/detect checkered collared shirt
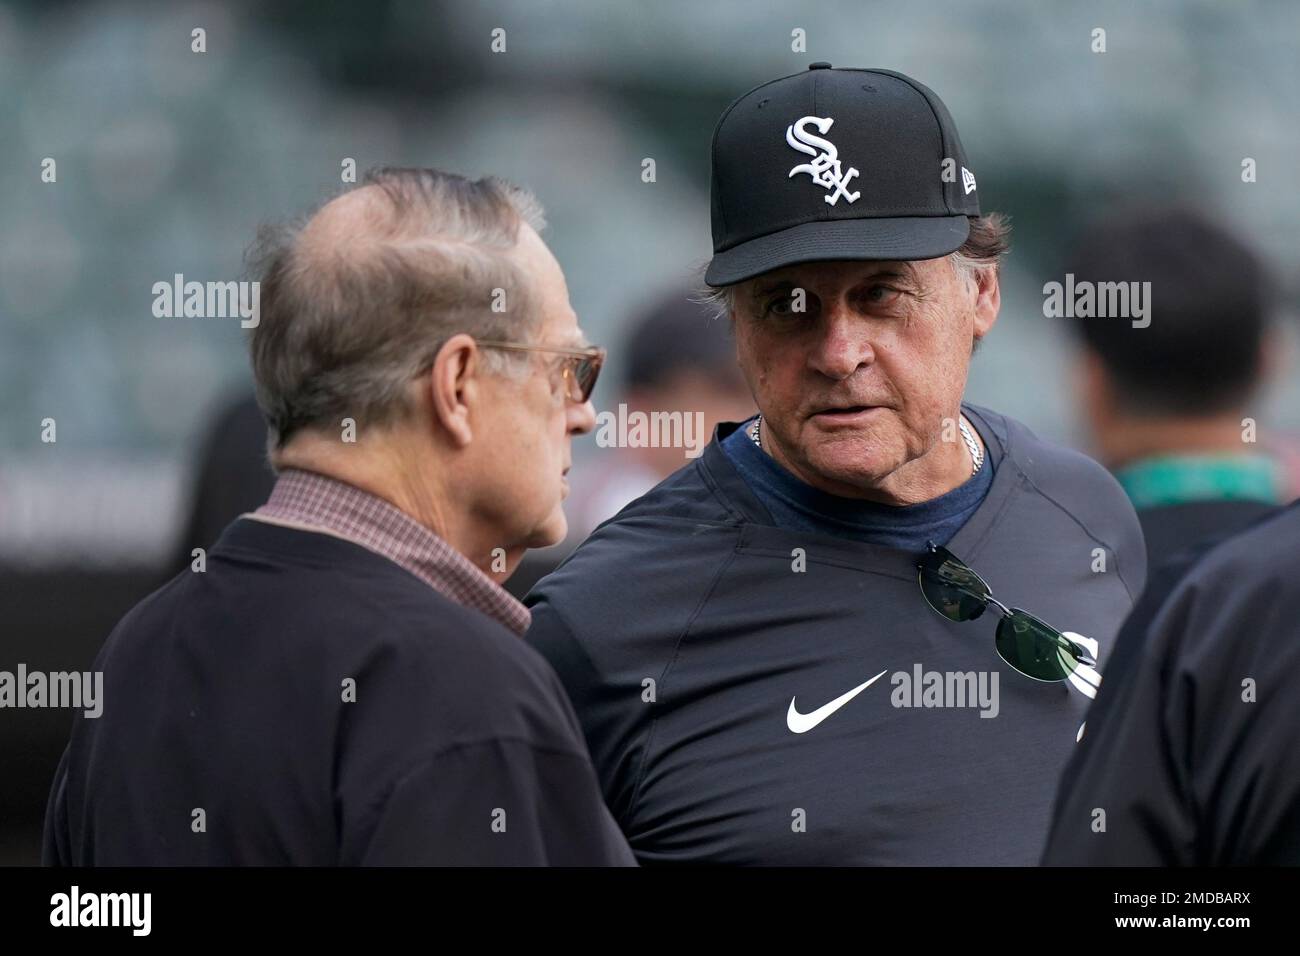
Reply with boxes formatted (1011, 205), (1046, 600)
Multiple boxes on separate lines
(249, 468), (531, 636)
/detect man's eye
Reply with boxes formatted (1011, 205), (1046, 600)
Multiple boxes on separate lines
(865, 285), (901, 304)
(764, 296), (803, 317)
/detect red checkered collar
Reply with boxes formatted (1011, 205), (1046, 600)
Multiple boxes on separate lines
(249, 468), (530, 636)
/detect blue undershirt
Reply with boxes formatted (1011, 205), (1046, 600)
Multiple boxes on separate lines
(721, 416), (994, 551)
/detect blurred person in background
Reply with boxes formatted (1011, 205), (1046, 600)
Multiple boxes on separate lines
(566, 288), (755, 540)
(44, 167), (633, 866)
(1067, 207), (1290, 571)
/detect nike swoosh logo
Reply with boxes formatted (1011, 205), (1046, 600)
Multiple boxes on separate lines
(787, 670), (888, 734)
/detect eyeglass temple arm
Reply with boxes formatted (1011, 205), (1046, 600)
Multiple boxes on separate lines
(968, 591), (1096, 666)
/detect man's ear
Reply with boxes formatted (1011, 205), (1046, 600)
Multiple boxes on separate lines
(427, 333), (479, 448)
(971, 267), (1000, 341)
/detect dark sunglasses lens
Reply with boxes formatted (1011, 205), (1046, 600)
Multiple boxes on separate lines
(995, 612), (1080, 682)
(918, 558), (990, 622)
(572, 355), (601, 402)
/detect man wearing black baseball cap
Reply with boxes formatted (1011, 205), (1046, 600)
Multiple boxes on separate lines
(705, 63), (978, 285)
(527, 66), (1146, 865)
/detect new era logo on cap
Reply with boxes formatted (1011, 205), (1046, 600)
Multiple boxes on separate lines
(706, 64), (981, 287)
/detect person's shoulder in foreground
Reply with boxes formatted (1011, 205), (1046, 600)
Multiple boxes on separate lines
(1042, 500), (1300, 865)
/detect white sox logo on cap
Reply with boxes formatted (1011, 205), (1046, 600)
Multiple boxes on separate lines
(785, 115), (860, 205)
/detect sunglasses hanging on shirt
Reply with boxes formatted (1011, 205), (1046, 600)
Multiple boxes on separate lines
(917, 541), (1094, 682)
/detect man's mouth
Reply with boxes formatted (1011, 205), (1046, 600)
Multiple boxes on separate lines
(809, 404), (883, 424)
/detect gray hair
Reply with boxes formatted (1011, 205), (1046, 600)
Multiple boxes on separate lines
(248, 166), (546, 449)
(698, 212), (1011, 321)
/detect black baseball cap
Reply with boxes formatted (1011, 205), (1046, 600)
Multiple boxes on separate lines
(705, 64), (981, 287)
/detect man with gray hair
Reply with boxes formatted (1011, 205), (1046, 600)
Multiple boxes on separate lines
(44, 167), (634, 866)
(526, 66), (1146, 865)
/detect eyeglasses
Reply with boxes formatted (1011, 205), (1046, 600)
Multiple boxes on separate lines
(917, 541), (1095, 682)
(475, 340), (606, 403)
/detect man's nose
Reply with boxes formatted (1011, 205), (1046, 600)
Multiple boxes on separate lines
(568, 397), (597, 435)
(808, 303), (874, 380)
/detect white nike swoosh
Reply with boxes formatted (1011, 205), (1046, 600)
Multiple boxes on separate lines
(787, 670), (889, 734)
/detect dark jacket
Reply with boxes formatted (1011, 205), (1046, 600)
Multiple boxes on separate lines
(1043, 501), (1300, 865)
(44, 518), (635, 866)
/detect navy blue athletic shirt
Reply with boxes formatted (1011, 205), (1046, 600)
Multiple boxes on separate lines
(722, 415), (993, 550)
(527, 405), (1147, 865)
